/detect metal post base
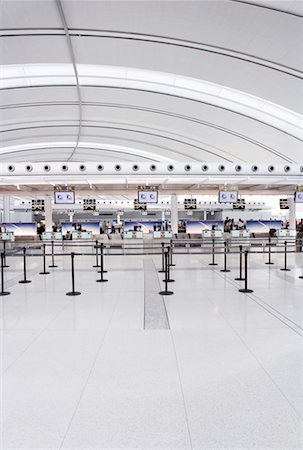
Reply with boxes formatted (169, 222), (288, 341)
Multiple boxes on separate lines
(19, 280), (31, 284)
(280, 268), (291, 271)
(39, 271), (50, 275)
(235, 277), (245, 281)
(239, 288), (254, 293)
(159, 290), (174, 295)
(0, 291), (10, 296)
(299, 276), (303, 279)
(96, 279), (108, 283)
(220, 269), (230, 273)
(49, 265), (58, 268)
(66, 291), (81, 296)
(158, 269), (166, 273)
(209, 263), (218, 266)
(265, 262), (274, 265)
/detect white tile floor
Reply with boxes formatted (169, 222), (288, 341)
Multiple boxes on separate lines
(1, 246), (303, 449)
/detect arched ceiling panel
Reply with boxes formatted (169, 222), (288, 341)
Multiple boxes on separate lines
(0, 0), (302, 171)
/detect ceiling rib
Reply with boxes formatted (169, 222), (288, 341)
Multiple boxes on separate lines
(55, 0), (82, 162)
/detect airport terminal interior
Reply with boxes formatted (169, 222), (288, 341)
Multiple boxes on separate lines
(0, 1), (303, 449)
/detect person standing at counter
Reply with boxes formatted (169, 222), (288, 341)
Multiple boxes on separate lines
(1, 223), (8, 233)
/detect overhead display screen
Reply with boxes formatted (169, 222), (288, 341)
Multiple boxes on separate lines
(295, 191), (303, 203)
(54, 191), (75, 204)
(218, 191), (238, 203)
(138, 190), (158, 204)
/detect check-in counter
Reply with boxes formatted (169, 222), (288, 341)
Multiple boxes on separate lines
(123, 230), (144, 239)
(203, 230), (223, 238)
(230, 230), (250, 238)
(42, 232), (63, 241)
(277, 229), (296, 238)
(153, 230), (173, 239)
(72, 231), (92, 240)
(153, 231), (161, 238)
(0, 231), (14, 241)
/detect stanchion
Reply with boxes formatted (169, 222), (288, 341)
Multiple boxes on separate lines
(169, 239), (176, 266)
(0, 252), (10, 296)
(19, 247), (31, 284)
(220, 241), (230, 273)
(158, 242), (166, 273)
(235, 245), (245, 281)
(280, 240), (291, 271)
(2, 241), (9, 268)
(159, 251), (173, 295)
(39, 244), (50, 275)
(265, 237), (274, 265)
(97, 243), (108, 282)
(209, 238), (218, 266)
(49, 240), (58, 268)
(163, 246), (175, 283)
(66, 252), (81, 296)
(93, 239), (101, 268)
(239, 251), (254, 293)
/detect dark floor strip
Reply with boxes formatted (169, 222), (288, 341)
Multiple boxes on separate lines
(143, 258), (170, 330)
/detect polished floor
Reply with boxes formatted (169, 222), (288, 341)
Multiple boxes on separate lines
(1, 245), (303, 449)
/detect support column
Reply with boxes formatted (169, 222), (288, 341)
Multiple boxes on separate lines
(2, 196), (10, 223)
(171, 194), (178, 235)
(288, 195), (296, 230)
(117, 212), (122, 225)
(44, 196), (53, 231)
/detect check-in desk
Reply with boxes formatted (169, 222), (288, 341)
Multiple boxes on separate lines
(230, 230), (250, 238)
(202, 230), (223, 239)
(277, 229), (296, 238)
(153, 230), (173, 239)
(124, 230), (144, 239)
(0, 231), (14, 242)
(42, 232), (63, 241)
(72, 231), (92, 240)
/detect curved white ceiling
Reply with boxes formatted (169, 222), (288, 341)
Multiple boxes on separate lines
(0, 0), (302, 168)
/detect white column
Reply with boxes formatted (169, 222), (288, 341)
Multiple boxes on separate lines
(117, 213), (122, 225)
(171, 194), (178, 234)
(288, 195), (296, 230)
(44, 196), (53, 231)
(2, 196), (10, 223)
(68, 212), (74, 223)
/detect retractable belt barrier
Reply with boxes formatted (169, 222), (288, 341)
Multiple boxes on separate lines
(1, 238), (303, 297)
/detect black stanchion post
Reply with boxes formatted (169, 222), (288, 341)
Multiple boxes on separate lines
(49, 240), (58, 268)
(265, 236), (274, 265)
(169, 238), (176, 266)
(97, 243), (108, 282)
(220, 241), (230, 273)
(39, 243), (50, 275)
(93, 239), (100, 268)
(159, 251), (173, 296)
(280, 240), (291, 271)
(235, 245), (245, 281)
(158, 242), (165, 273)
(3, 240), (9, 268)
(239, 251), (254, 293)
(209, 238), (218, 266)
(19, 247), (31, 284)
(66, 252), (81, 296)
(0, 252), (10, 296)
(163, 246), (175, 283)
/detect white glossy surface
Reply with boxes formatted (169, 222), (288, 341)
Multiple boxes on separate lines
(1, 248), (302, 449)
